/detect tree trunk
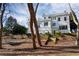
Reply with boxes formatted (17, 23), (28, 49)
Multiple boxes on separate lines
(30, 18), (37, 49)
(34, 3), (42, 46)
(33, 18), (42, 46)
(0, 18), (2, 48)
(0, 3), (6, 49)
(1, 4), (5, 33)
(77, 23), (79, 46)
(0, 3), (2, 49)
(27, 3), (37, 49)
(27, 3), (42, 48)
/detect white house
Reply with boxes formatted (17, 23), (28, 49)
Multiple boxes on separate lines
(28, 11), (78, 34)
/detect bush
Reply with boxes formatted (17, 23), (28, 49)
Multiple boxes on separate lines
(3, 27), (8, 32)
(41, 32), (53, 39)
(12, 24), (28, 35)
(54, 31), (61, 38)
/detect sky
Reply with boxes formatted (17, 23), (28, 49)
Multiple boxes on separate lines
(4, 3), (79, 27)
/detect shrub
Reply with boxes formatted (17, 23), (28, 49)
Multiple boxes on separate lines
(54, 31), (61, 38)
(3, 27), (8, 32)
(12, 24), (28, 35)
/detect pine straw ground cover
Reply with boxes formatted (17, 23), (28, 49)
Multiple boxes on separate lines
(0, 34), (79, 56)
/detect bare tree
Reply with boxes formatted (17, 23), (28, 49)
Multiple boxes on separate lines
(34, 3), (42, 46)
(0, 3), (6, 48)
(27, 3), (42, 49)
(0, 3), (3, 48)
(69, 3), (79, 45)
(27, 3), (37, 49)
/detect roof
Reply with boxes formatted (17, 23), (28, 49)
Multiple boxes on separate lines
(45, 12), (70, 17)
(38, 12), (70, 22)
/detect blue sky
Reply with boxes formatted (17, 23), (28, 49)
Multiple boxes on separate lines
(4, 3), (79, 27)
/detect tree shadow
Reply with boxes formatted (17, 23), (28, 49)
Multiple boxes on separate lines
(13, 45), (79, 53)
(13, 48), (37, 52)
(40, 46), (79, 53)
(1, 46), (79, 56)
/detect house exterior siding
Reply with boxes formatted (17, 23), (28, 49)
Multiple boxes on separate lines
(27, 12), (71, 34)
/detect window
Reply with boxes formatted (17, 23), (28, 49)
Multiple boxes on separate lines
(64, 17), (67, 21)
(53, 17), (56, 20)
(59, 25), (67, 30)
(44, 17), (46, 19)
(52, 23), (56, 26)
(48, 16), (51, 19)
(44, 22), (48, 26)
(58, 17), (60, 21)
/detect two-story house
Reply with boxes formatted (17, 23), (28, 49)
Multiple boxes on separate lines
(28, 11), (78, 34)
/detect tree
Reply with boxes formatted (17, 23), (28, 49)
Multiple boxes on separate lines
(27, 3), (42, 49)
(0, 3), (6, 48)
(12, 24), (27, 35)
(5, 16), (17, 34)
(0, 3), (2, 49)
(69, 3), (79, 46)
(34, 3), (42, 46)
(4, 16), (27, 35)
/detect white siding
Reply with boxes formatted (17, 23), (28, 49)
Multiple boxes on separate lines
(54, 15), (70, 33)
(39, 20), (52, 33)
(27, 12), (71, 34)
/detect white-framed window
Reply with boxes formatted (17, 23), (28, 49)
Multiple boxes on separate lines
(44, 17), (46, 19)
(52, 23), (56, 26)
(58, 17), (60, 21)
(48, 16), (51, 19)
(53, 17), (56, 20)
(59, 25), (67, 30)
(44, 22), (48, 26)
(64, 17), (67, 21)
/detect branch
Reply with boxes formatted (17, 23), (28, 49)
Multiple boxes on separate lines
(0, 3), (2, 10)
(35, 3), (39, 14)
(2, 10), (10, 23)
